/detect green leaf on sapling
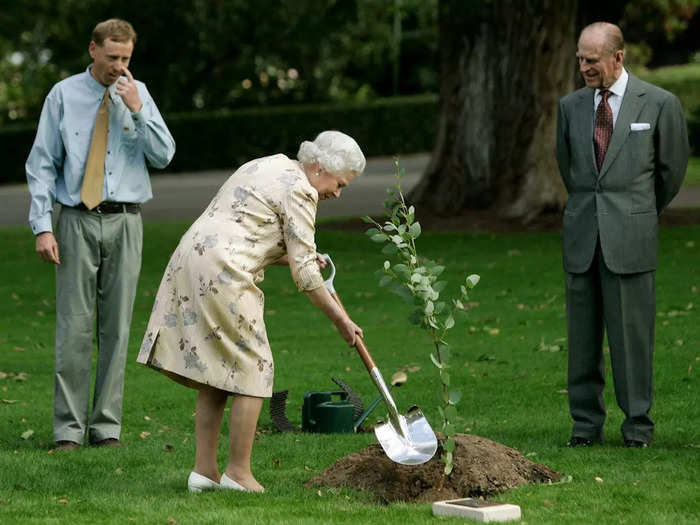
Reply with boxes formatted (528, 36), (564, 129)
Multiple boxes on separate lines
(441, 371), (451, 386)
(409, 222), (422, 239)
(466, 274), (481, 289)
(448, 390), (462, 405)
(433, 281), (448, 293)
(430, 353), (443, 369)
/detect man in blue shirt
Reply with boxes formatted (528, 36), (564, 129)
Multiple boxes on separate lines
(26, 18), (175, 451)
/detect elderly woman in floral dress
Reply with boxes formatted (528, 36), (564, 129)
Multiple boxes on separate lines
(137, 131), (365, 493)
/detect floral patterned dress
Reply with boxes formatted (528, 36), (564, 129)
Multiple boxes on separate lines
(137, 154), (324, 397)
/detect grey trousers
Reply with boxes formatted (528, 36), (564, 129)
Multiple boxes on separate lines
(565, 243), (656, 443)
(53, 206), (142, 444)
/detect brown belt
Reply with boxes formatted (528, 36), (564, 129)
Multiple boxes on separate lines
(70, 202), (141, 214)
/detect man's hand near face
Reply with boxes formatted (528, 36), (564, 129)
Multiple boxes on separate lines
(36, 232), (60, 264)
(116, 67), (142, 113)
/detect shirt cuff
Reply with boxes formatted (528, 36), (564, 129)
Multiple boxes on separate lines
(293, 260), (324, 292)
(30, 216), (53, 235)
(130, 108), (146, 130)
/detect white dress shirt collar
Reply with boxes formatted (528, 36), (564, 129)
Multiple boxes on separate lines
(596, 67), (628, 100)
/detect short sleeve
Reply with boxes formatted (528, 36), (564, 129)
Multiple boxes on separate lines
(281, 179), (323, 292)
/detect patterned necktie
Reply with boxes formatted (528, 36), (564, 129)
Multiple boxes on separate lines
(81, 89), (109, 209)
(593, 89), (613, 172)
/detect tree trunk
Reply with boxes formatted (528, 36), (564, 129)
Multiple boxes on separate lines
(410, 0), (577, 223)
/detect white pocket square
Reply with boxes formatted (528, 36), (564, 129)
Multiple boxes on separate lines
(630, 122), (651, 131)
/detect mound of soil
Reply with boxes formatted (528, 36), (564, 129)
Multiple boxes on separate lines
(306, 433), (561, 503)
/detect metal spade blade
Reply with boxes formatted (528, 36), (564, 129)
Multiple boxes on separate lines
(321, 254), (438, 465)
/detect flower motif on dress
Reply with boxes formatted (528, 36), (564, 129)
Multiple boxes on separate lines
(164, 313), (178, 327)
(242, 161), (259, 175)
(177, 338), (208, 373)
(206, 195), (220, 217)
(220, 357), (240, 383)
(199, 276), (219, 297)
(183, 348), (207, 373)
(263, 360), (274, 389)
(177, 294), (190, 307)
(165, 263), (182, 282)
(277, 171), (299, 188)
(140, 330), (155, 354)
(283, 214), (303, 243)
(204, 326), (222, 341)
(217, 269), (233, 285)
(228, 301), (238, 316)
(194, 234), (218, 256)
(183, 308), (197, 326)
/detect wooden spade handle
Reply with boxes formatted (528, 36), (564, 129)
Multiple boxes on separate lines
(330, 291), (376, 371)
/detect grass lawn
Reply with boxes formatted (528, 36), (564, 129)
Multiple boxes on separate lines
(0, 221), (698, 524)
(685, 157), (700, 186)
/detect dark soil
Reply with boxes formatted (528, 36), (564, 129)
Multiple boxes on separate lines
(320, 208), (700, 234)
(306, 433), (562, 504)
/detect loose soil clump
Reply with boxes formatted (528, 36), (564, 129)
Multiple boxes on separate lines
(306, 433), (561, 503)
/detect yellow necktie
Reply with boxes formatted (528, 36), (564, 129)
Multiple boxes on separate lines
(81, 90), (109, 209)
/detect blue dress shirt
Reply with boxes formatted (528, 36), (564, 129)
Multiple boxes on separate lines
(26, 67), (176, 234)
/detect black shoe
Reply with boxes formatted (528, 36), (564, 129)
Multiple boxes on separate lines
(54, 440), (80, 452)
(92, 438), (122, 448)
(623, 439), (649, 448)
(566, 435), (601, 447)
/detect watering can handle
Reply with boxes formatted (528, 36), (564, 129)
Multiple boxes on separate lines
(320, 253), (377, 371)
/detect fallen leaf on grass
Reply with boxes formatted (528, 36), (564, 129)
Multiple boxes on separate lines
(2, 399), (18, 404)
(0, 372), (8, 379)
(556, 389), (569, 394)
(163, 444), (174, 452)
(57, 499), (68, 504)
(114, 468), (123, 475)
(21, 429), (34, 440)
(594, 477), (603, 483)
(273, 459), (280, 467)
(543, 499), (553, 506)
(317, 490), (322, 497)
(139, 431), (151, 439)
(144, 416), (151, 421)
(488, 328), (500, 335)
(167, 518), (178, 525)
(406, 365), (421, 373)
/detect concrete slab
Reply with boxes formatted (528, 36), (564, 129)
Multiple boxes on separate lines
(432, 498), (522, 522)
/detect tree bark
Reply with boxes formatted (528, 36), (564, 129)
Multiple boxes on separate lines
(410, 0), (577, 223)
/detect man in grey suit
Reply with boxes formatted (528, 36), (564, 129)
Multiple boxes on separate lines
(556, 22), (688, 448)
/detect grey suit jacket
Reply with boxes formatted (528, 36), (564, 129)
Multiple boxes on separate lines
(556, 73), (689, 274)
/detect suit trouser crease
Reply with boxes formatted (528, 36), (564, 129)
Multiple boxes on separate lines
(565, 244), (655, 442)
(54, 208), (142, 443)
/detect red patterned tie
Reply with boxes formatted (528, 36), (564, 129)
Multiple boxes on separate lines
(594, 90), (613, 172)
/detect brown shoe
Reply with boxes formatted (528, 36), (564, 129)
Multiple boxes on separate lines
(54, 440), (80, 451)
(92, 438), (122, 448)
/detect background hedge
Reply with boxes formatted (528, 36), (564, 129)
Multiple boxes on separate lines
(1, 67), (699, 185)
(0, 95), (438, 184)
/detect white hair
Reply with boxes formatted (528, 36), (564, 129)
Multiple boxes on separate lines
(297, 130), (366, 176)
